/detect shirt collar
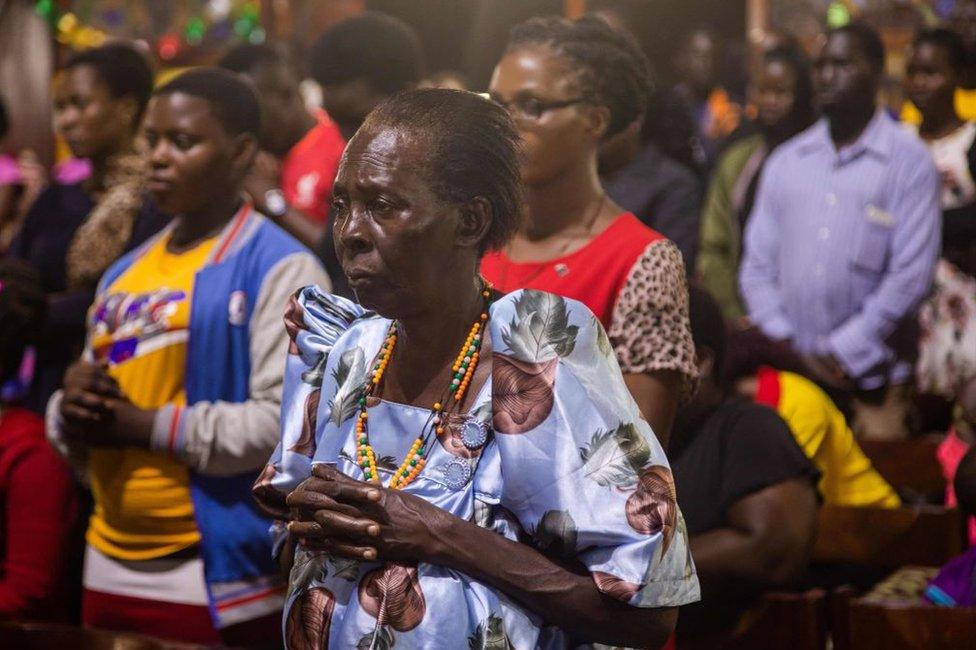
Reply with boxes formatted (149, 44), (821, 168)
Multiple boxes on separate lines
(796, 109), (893, 162)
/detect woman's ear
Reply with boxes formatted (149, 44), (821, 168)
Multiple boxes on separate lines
(118, 95), (141, 131)
(586, 103), (612, 141)
(456, 196), (492, 251)
(231, 132), (259, 178)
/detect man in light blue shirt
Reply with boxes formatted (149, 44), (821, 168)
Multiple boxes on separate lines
(740, 23), (941, 439)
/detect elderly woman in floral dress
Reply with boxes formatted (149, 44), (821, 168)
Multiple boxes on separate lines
(253, 88), (698, 649)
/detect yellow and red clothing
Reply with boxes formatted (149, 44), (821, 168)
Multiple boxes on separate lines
(901, 87), (976, 125)
(755, 367), (901, 509)
(86, 233), (218, 560)
(281, 109), (346, 224)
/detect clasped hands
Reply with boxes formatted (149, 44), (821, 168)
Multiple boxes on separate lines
(286, 464), (450, 565)
(59, 360), (155, 448)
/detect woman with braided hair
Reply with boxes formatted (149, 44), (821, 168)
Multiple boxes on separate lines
(482, 15), (697, 448)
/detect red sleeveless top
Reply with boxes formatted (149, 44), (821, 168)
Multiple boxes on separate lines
(481, 213), (664, 329)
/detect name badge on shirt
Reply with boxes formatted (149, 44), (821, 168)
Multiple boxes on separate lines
(865, 204), (894, 227)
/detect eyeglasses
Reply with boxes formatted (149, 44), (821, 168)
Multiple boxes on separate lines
(491, 95), (588, 121)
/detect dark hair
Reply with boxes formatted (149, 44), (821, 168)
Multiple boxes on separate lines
(359, 88), (523, 253)
(688, 284), (727, 380)
(764, 44), (817, 134)
(830, 22), (886, 75)
(913, 28), (968, 76)
(956, 446), (976, 518)
(218, 42), (285, 75)
(154, 68), (261, 138)
(506, 14), (652, 139)
(309, 12), (424, 94)
(0, 261), (46, 384)
(64, 43), (154, 125)
(0, 96), (7, 141)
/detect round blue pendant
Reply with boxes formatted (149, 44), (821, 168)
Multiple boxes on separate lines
(460, 419), (488, 450)
(443, 457), (472, 490)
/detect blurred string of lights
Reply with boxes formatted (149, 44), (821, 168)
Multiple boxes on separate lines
(34, 0), (266, 58)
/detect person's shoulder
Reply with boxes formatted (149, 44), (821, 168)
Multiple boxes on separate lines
(0, 407), (49, 454)
(883, 114), (936, 164)
(0, 407), (44, 438)
(606, 212), (668, 250)
(719, 398), (794, 441)
(244, 213), (319, 269)
(722, 133), (765, 164)
(489, 289), (602, 350)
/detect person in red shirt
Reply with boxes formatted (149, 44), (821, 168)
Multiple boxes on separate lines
(219, 44), (346, 248)
(0, 261), (78, 620)
(482, 15), (697, 446)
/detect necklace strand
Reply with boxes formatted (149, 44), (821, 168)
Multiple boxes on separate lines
(355, 281), (493, 489)
(498, 193), (606, 290)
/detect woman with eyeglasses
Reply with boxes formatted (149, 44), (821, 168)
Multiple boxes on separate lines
(482, 15), (697, 447)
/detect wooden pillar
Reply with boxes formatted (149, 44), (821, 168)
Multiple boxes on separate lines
(746, 0), (769, 75)
(564, 0), (586, 20)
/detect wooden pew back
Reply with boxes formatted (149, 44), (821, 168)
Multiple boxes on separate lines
(814, 505), (965, 569)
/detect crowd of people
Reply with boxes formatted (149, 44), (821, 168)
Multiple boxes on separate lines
(0, 3), (975, 649)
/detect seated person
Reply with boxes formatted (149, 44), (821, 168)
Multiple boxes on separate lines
(671, 286), (819, 643)
(925, 445), (976, 607)
(725, 329), (901, 509)
(918, 262), (976, 540)
(0, 261), (78, 619)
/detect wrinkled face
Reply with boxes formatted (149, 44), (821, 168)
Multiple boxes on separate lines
(906, 42), (959, 116)
(489, 46), (598, 187)
(331, 126), (464, 318)
(143, 92), (250, 216)
(951, 0), (976, 54)
(756, 59), (797, 131)
(815, 32), (878, 116)
(54, 65), (134, 160)
(247, 61), (310, 157)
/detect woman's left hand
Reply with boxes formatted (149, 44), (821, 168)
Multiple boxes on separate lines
(286, 464), (453, 564)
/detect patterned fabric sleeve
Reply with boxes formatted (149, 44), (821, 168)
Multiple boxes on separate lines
(251, 286), (365, 520)
(491, 290), (700, 609)
(607, 239), (698, 399)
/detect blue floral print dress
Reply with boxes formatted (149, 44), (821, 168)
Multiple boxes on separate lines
(253, 287), (700, 649)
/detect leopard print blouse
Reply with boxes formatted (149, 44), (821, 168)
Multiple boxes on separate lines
(608, 238), (699, 399)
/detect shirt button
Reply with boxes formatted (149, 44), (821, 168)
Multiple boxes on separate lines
(825, 193), (837, 206)
(815, 264), (825, 276)
(819, 227), (830, 240)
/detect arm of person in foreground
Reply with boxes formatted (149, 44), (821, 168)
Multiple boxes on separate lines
(690, 478), (817, 597)
(287, 466), (677, 649)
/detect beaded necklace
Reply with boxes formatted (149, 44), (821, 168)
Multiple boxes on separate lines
(355, 281), (493, 490)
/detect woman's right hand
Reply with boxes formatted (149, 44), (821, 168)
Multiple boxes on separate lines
(60, 360), (121, 437)
(285, 469), (383, 560)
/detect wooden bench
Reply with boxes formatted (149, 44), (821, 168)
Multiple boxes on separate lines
(831, 587), (976, 650)
(0, 622), (208, 650)
(814, 505), (965, 570)
(723, 589), (827, 650)
(858, 435), (946, 504)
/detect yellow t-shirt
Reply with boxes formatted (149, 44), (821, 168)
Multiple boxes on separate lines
(757, 369), (901, 509)
(86, 233), (218, 560)
(902, 87), (976, 125)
